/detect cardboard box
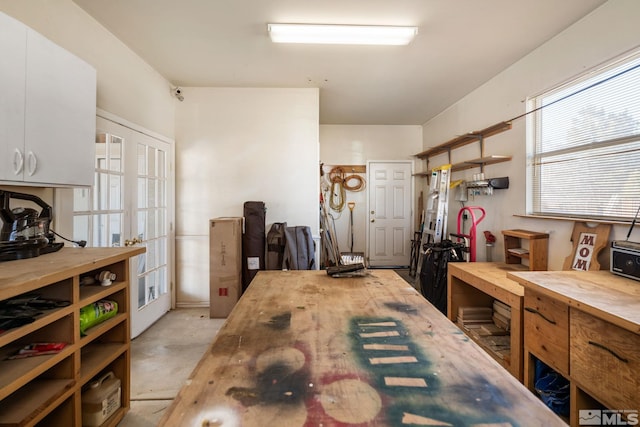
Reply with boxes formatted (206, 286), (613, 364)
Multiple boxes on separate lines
(209, 217), (243, 318)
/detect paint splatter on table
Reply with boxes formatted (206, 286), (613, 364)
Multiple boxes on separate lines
(158, 270), (565, 427)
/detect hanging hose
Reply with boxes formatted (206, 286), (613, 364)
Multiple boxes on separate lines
(343, 174), (366, 191)
(330, 180), (346, 212)
(329, 167), (346, 212)
(327, 166), (366, 212)
(347, 202), (355, 252)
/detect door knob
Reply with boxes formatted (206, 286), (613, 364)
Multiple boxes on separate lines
(371, 219), (375, 223)
(124, 237), (142, 246)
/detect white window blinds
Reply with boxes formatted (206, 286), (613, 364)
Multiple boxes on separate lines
(528, 51), (640, 221)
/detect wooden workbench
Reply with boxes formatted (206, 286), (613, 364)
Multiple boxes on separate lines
(448, 262), (528, 381)
(507, 270), (640, 426)
(506, 270), (640, 333)
(159, 270), (565, 426)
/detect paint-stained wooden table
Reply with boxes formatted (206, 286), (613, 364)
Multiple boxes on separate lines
(158, 270), (565, 426)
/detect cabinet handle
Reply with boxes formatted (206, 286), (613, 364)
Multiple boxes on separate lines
(27, 151), (38, 176)
(13, 148), (24, 175)
(588, 341), (629, 363)
(525, 307), (556, 325)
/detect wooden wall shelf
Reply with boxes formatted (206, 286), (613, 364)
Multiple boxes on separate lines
(320, 163), (366, 175)
(415, 121), (512, 160)
(451, 155), (512, 172)
(415, 121), (512, 176)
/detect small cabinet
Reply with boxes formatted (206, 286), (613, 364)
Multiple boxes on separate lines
(0, 11), (96, 187)
(502, 229), (549, 271)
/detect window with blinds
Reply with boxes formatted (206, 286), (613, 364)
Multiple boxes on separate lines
(527, 50), (640, 221)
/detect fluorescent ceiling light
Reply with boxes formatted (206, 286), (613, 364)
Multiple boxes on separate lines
(267, 24), (418, 46)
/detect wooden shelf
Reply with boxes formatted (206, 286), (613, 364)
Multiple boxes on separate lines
(0, 347), (75, 401)
(414, 120), (512, 182)
(80, 343), (127, 384)
(451, 155), (512, 172)
(80, 312), (127, 346)
(79, 281), (127, 306)
(0, 379), (75, 427)
(415, 121), (512, 159)
(414, 155), (513, 175)
(320, 163), (366, 174)
(0, 306), (74, 348)
(447, 262), (528, 382)
(456, 321), (511, 369)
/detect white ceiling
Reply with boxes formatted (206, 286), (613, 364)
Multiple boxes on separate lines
(73, 0), (606, 125)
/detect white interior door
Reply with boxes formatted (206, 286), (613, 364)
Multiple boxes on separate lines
(130, 129), (172, 337)
(367, 161), (413, 267)
(73, 113), (173, 338)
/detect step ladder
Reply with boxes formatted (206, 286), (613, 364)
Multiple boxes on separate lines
(416, 164), (452, 275)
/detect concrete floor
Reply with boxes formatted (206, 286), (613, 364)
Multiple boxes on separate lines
(117, 270), (414, 426)
(118, 308), (225, 426)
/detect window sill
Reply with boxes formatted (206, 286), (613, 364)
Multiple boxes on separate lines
(514, 214), (631, 226)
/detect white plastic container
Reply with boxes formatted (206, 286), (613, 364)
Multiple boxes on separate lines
(82, 371), (121, 426)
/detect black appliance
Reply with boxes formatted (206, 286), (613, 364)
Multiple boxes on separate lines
(0, 190), (64, 261)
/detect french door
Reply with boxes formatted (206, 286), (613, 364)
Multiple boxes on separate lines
(367, 161), (413, 267)
(73, 112), (173, 338)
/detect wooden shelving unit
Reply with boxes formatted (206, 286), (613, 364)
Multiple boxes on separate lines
(0, 247), (143, 427)
(502, 229), (549, 271)
(447, 262), (528, 382)
(414, 121), (512, 175)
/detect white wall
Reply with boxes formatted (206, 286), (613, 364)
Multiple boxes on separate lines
(320, 125), (422, 259)
(0, 0), (176, 237)
(0, 0), (175, 139)
(422, 0), (640, 270)
(175, 87), (319, 305)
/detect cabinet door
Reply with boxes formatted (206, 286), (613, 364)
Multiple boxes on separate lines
(0, 12), (27, 182)
(24, 29), (96, 186)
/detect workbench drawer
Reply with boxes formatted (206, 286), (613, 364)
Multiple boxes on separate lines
(570, 309), (640, 410)
(524, 289), (569, 376)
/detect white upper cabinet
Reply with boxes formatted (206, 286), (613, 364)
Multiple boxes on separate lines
(0, 12), (96, 187)
(0, 12), (27, 182)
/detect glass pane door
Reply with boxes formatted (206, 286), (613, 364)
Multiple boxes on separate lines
(74, 115), (172, 338)
(134, 137), (169, 317)
(73, 130), (124, 247)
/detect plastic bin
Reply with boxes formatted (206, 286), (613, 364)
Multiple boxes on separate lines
(82, 371), (121, 426)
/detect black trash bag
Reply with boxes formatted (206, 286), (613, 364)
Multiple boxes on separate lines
(419, 239), (465, 315)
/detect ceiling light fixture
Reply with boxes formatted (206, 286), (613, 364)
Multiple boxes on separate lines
(267, 23), (418, 46)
